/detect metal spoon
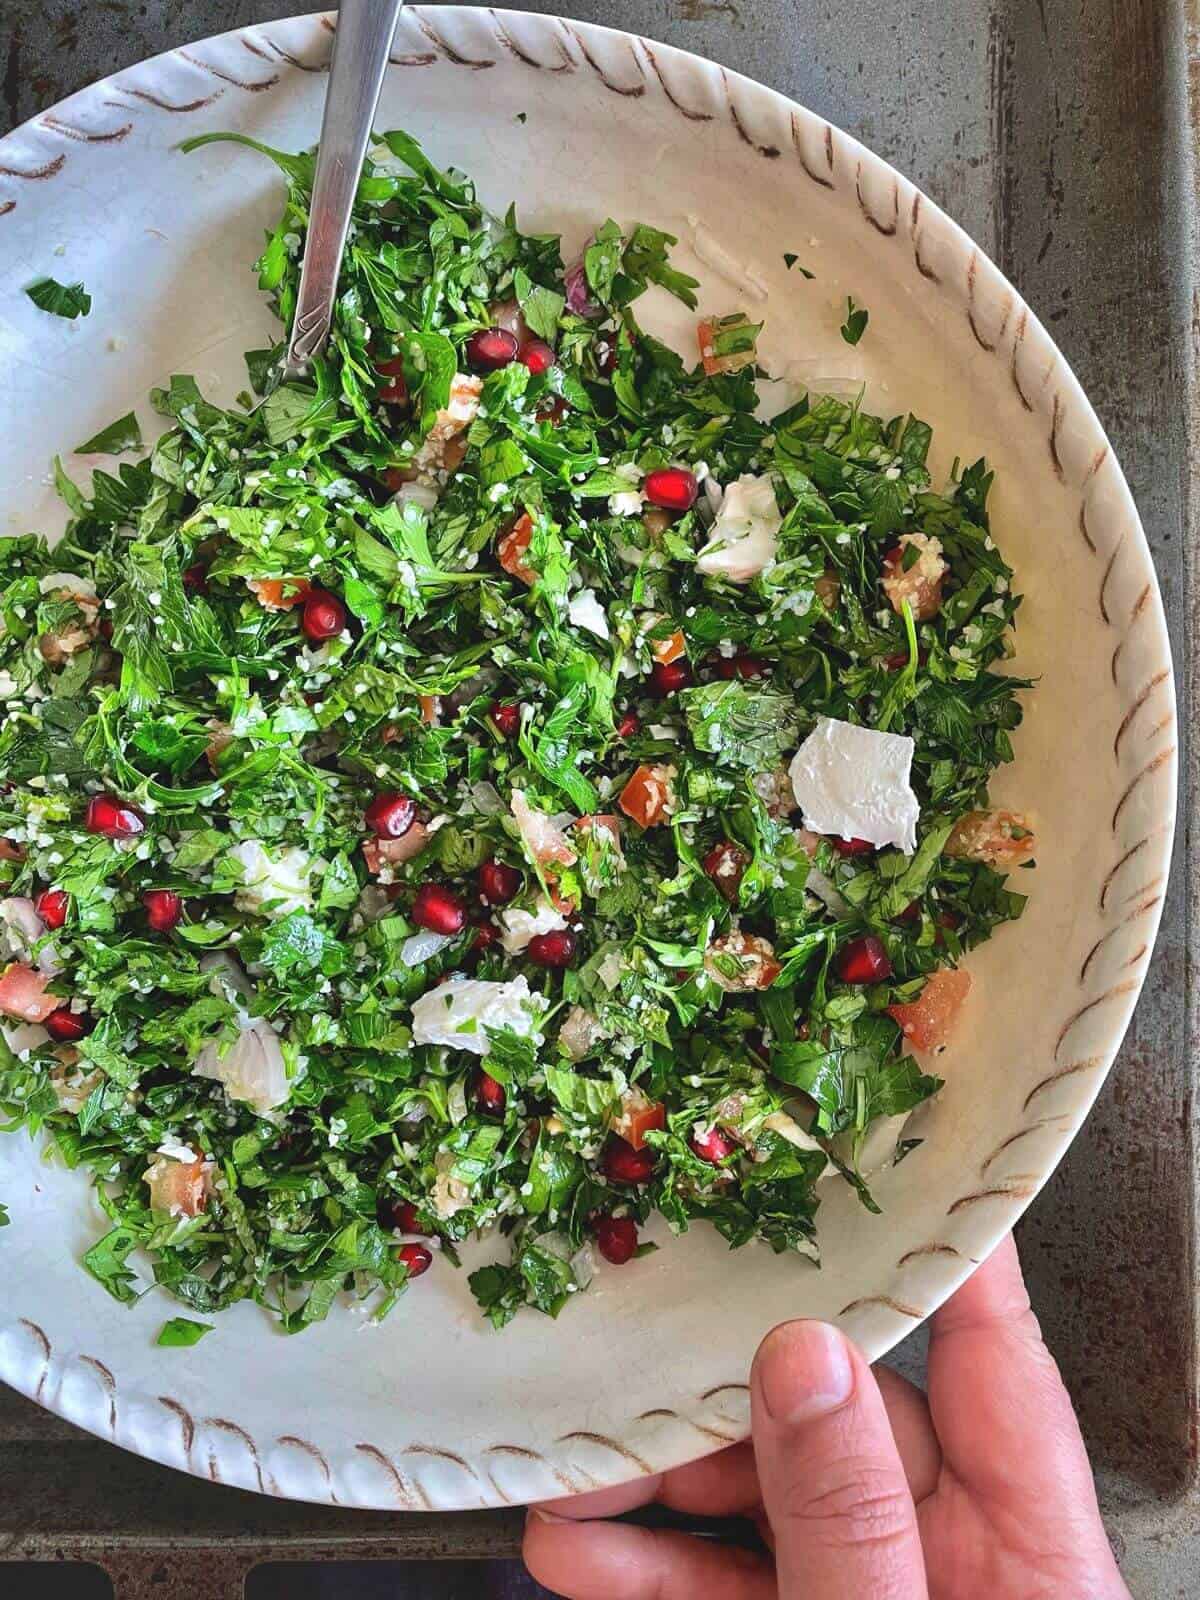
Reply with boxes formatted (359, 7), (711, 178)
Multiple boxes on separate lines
(283, 0), (404, 378)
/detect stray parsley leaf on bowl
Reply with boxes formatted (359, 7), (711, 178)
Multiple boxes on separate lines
(0, 131), (1033, 1333)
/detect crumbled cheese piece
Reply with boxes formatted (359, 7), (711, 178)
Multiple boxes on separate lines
(499, 899), (568, 956)
(609, 489), (644, 517)
(227, 840), (315, 917)
(411, 975), (545, 1057)
(567, 588), (610, 640)
(788, 716), (920, 853)
(696, 474), (782, 582)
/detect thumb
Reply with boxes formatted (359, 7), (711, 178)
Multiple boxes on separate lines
(751, 1320), (929, 1600)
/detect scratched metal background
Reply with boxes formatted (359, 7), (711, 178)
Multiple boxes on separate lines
(1, 1), (1196, 1595)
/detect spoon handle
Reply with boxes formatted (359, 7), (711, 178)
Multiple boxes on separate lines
(285, 0), (403, 376)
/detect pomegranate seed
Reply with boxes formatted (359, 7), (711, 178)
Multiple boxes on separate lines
(478, 858), (522, 906)
(397, 1242), (432, 1279)
(381, 1199), (427, 1234)
(527, 928), (577, 968)
(143, 889), (183, 933)
(375, 354), (409, 405)
(489, 701), (521, 738)
(836, 934), (893, 984)
(715, 653), (768, 680)
(895, 902), (921, 926)
(364, 792), (417, 840)
(472, 919), (499, 953)
(44, 1007), (91, 1044)
(466, 327), (519, 372)
(832, 836), (875, 857)
(411, 883), (468, 935)
(35, 889), (69, 930)
(300, 589), (346, 643)
(519, 339), (555, 374)
(616, 712), (640, 738)
(702, 841), (748, 902)
(602, 1136), (655, 1184)
(538, 394), (570, 427)
(182, 563), (208, 593)
(85, 794), (144, 839)
(689, 1126), (737, 1165)
(474, 1070), (507, 1116)
(593, 1214), (638, 1265)
(649, 660), (693, 697)
(643, 467), (698, 512)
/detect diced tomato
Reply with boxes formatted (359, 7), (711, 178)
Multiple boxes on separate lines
(362, 824), (431, 873)
(510, 789), (578, 869)
(888, 967), (972, 1051)
(881, 534), (947, 623)
(651, 628), (686, 666)
(618, 764), (676, 828)
(703, 933), (781, 992)
(0, 962), (59, 1023)
(247, 577), (313, 612)
(498, 513), (537, 585)
(696, 313), (758, 377)
(946, 809), (1036, 867)
(612, 1093), (666, 1152)
(145, 1155), (211, 1218)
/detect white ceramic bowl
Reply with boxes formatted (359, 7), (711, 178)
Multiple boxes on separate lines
(0, 9), (1176, 1509)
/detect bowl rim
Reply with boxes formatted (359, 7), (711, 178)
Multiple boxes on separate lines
(0, 5), (1178, 1510)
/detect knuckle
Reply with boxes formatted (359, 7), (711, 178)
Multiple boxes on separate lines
(779, 1461), (914, 1549)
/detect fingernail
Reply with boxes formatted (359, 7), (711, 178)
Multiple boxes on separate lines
(528, 1507), (569, 1524)
(756, 1320), (855, 1424)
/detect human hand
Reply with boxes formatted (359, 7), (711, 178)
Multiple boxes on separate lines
(523, 1234), (1130, 1598)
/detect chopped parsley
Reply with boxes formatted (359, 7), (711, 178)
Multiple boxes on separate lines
(25, 277), (92, 320)
(840, 295), (869, 346)
(0, 130), (1030, 1333)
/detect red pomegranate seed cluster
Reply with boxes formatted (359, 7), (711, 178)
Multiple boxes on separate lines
(85, 795), (144, 839)
(836, 934), (893, 984)
(412, 883), (468, 935)
(527, 929), (577, 968)
(479, 858), (522, 906)
(649, 660), (692, 697)
(593, 1214), (638, 1265)
(35, 889), (69, 930)
(602, 1136), (655, 1185)
(489, 701), (521, 738)
(474, 1071), (507, 1116)
(689, 1126), (737, 1165)
(300, 589), (346, 643)
(143, 889), (183, 933)
(643, 467), (698, 511)
(397, 1242), (433, 1279)
(44, 1007), (92, 1044)
(364, 792), (417, 839)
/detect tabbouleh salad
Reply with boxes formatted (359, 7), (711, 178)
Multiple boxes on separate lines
(0, 130), (1034, 1335)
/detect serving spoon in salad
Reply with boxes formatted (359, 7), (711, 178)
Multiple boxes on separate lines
(283, 0), (404, 379)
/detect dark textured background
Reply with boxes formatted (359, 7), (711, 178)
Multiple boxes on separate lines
(1, 1), (1196, 1594)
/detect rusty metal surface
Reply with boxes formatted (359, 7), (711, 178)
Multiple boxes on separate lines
(1, 0), (1195, 1593)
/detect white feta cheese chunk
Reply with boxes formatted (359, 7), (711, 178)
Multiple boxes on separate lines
(788, 716), (920, 854)
(499, 899), (568, 956)
(401, 929), (455, 967)
(227, 840), (315, 917)
(411, 975), (545, 1057)
(696, 474), (782, 582)
(609, 489), (644, 517)
(193, 1017), (290, 1114)
(567, 587), (611, 640)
